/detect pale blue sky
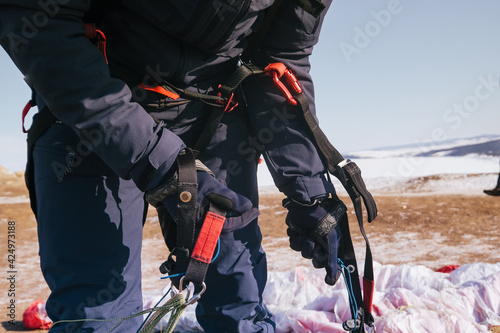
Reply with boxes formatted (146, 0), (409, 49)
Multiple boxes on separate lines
(1, 0), (499, 171)
(311, 0), (500, 152)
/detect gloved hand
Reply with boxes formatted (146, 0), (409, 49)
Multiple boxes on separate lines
(146, 153), (259, 280)
(146, 159), (259, 231)
(283, 197), (346, 285)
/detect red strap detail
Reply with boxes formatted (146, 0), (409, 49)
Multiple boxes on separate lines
(84, 23), (108, 64)
(191, 211), (225, 264)
(363, 277), (374, 315)
(138, 83), (180, 100)
(95, 29), (108, 64)
(265, 62), (287, 77)
(22, 100), (33, 133)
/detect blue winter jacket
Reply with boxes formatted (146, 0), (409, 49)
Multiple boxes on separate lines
(0, 0), (333, 201)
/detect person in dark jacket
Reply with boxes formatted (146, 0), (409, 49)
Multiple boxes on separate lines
(0, 1), (344, 331)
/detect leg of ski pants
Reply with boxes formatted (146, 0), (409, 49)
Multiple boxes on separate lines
(195, 111), (275, 332)
(33, 122), (145, 332)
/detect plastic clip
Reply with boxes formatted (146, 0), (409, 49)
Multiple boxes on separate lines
(217, 85), (239, 112)
(265, 63), (303, 106)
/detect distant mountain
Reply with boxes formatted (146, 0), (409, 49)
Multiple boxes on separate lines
(346, 135), (500, 159)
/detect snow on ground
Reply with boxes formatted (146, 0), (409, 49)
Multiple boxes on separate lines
(145, 263), (500, 333)
(0, 195), (30, 204)
(258, 154), (500, 195)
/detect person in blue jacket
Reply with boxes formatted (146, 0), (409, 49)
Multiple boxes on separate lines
(0, 0), (344, 331)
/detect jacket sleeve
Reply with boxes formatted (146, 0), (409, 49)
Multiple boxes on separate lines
(244, 0), (334, 203)
(0, 0), (185, 191)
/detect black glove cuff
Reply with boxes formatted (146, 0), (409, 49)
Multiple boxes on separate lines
(145, 172), (179, 207)
(145, 152), (215, 207)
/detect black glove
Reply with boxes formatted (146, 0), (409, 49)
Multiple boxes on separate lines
(146, 160), (258, 229)
(146, 155), (259, 279)
(283, 197), (346, 285)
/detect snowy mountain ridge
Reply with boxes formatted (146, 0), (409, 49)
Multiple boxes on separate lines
(345, 134), (500, 159)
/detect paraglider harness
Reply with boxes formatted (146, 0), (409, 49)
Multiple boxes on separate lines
(21, 1), (377, 332)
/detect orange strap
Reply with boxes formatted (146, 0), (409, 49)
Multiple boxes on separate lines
(137, 83), (180, 100)
(191, 211), (225, 264)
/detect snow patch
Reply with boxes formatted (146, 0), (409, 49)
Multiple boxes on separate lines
(145, 263), (500, 332)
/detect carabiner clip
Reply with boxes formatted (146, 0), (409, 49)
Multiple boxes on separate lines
(178, 276), (207, 306)
(265, 63), (303, 106)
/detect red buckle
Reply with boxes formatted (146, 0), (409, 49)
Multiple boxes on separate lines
(265, 63), (303, 106)
(217, 85), (238, 112)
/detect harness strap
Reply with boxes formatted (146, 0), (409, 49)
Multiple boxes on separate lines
(191, 62), (265, 157)
(173, 149), (198, 275)
(294, 92), (376, 330)
(170, 149), (227, 287)
(218, 62), (265, 97)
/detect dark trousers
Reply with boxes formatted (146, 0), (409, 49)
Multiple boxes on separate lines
(33, 123), (145, 332)
(33, 117), (274, 332)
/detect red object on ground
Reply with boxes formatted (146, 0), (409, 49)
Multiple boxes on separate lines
(23, 300), (52, 330)
(436, 265), (460, 273)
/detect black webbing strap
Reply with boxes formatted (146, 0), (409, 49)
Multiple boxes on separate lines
(191, 62), (265, 157)
(294, 93), (376, 329)
(218, 62), (265, 97)
(173, 149), (198, 275)
(170, 150), (228, 287)
(295, 93), (377, 221)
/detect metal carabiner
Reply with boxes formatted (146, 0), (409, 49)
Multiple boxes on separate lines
(178, 276), (207, 306)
